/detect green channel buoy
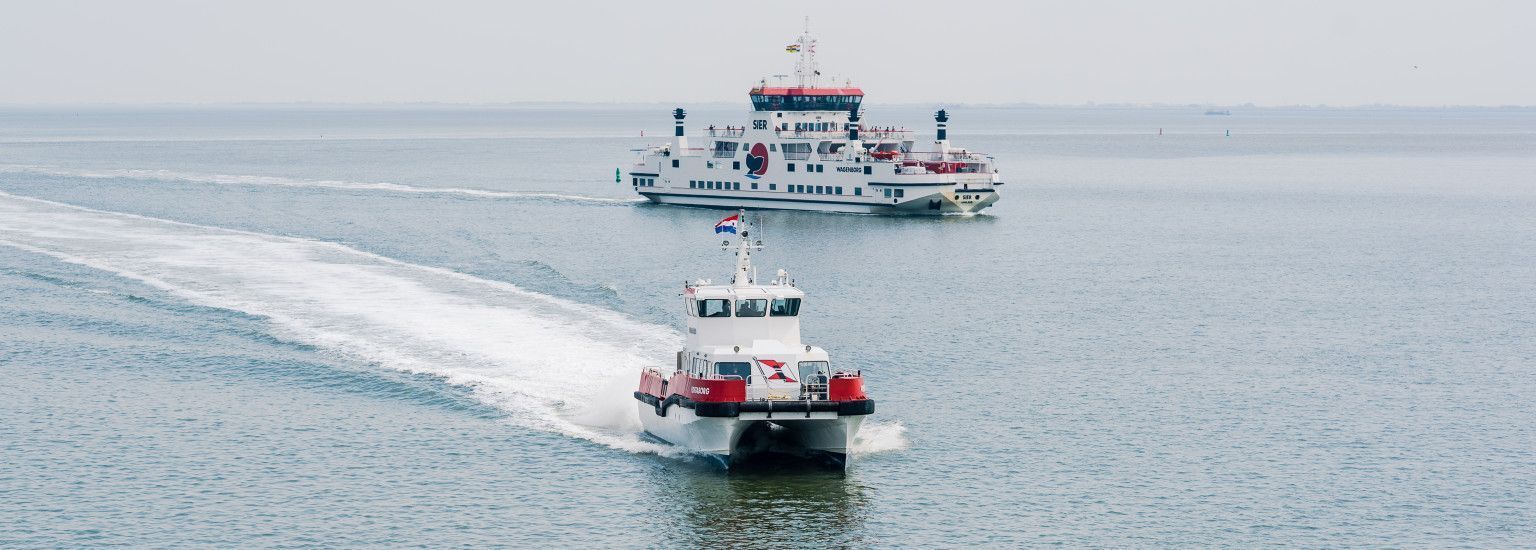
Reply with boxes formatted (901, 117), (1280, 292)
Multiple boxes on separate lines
(615, 167), (621, 183)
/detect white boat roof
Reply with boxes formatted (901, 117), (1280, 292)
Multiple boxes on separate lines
(689, 283), (804, 300)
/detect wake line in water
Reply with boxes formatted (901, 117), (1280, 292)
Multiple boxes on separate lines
(0, 192), (906, 457)
(0, 164), (644, 205)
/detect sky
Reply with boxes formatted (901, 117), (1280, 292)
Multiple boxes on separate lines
(0, 0), (1531, 106)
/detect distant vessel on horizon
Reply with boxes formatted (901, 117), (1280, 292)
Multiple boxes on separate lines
(626, 21), (1002, 215)
(1205, 109), (1232, 116)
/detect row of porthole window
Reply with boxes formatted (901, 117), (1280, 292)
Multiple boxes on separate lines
(632, 177), (656, 187)
(685, 179), (909, 199)
(786, 184), (854, 196)
(690, 180), (741, 190)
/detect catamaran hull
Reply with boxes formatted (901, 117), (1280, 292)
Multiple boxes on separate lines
(638, 403), (866, 468)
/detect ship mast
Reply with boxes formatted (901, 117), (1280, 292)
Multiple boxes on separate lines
(730, 209), (763, 287)
(792, 17), (818, 89)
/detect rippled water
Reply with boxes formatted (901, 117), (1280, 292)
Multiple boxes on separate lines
(2, 105), (1534, 546)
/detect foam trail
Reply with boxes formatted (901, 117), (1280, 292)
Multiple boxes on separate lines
(0, 191), (672, 454)
(0, 164), (644, 205)
(0, 191), (907, 458)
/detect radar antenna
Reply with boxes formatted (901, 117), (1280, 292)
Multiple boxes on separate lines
(792, 17), (819, 88)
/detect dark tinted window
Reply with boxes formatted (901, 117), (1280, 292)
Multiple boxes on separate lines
(716, 362), (752, 383)
(736, 299), (767, 317)
(698, 299), (731, 317)
(750, 94), (863, 112)
(770, 298), (801, 316)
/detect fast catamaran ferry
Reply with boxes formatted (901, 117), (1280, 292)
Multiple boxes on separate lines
(634, 212), (874, 468)
(627, 23), (1002, 215)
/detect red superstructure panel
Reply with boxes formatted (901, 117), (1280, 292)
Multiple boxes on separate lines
(828, 374), (867, 401)
(749, 87), (865, 97)
(669, 372), (748, 403)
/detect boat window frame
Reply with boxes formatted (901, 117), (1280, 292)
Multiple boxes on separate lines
(770, 298), (801, 317)
(735, 298), (768, 318)
(798, 361), (830, 385)
(697, 298), (732, 318)
(714, 361), (752, 383)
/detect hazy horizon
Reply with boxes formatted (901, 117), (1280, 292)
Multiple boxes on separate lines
(1, 0), (1531, 107)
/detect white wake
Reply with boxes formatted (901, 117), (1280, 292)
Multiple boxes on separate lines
(0, 164), (644, 205)
(0, 192), (904, 457)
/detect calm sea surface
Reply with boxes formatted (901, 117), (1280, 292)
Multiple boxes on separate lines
(1, 105), (1533, 546)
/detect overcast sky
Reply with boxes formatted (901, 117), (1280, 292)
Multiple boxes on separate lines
(1, 0), (1531, 106)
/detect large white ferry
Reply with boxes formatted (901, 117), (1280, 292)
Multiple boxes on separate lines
(627, 24), (1002, 215)
(634, 212), (874, 468)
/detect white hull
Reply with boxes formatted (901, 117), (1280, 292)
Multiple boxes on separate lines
(639, 187), (998, 215)
(638, 403), (865, 467)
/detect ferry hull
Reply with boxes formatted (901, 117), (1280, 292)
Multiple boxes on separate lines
(638, 403), (865, 468)
(640, 189), (997, 215)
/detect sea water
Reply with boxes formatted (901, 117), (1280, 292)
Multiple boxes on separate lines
(1, 104), (1533, 546)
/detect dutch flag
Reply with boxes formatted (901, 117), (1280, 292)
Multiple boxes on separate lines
(714, 214), (739, 234)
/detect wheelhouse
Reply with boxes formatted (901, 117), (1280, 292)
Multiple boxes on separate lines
(749, 87), (864, 112)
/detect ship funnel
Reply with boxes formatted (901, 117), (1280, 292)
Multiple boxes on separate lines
(847, 108), (861, 141)
(673, 108), (687, 137)
(934, 109), (949, 141)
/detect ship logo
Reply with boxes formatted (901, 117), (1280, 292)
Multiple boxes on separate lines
(756, 358), (796, 383)
(744, 143), (769, 179)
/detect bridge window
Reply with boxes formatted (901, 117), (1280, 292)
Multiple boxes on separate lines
(735, 299), (767, 317)
(751, 94), (863, 112)
(770, 298), (801, 317)
(698, 299), (731, 318)
(715, 362), (751, 382)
